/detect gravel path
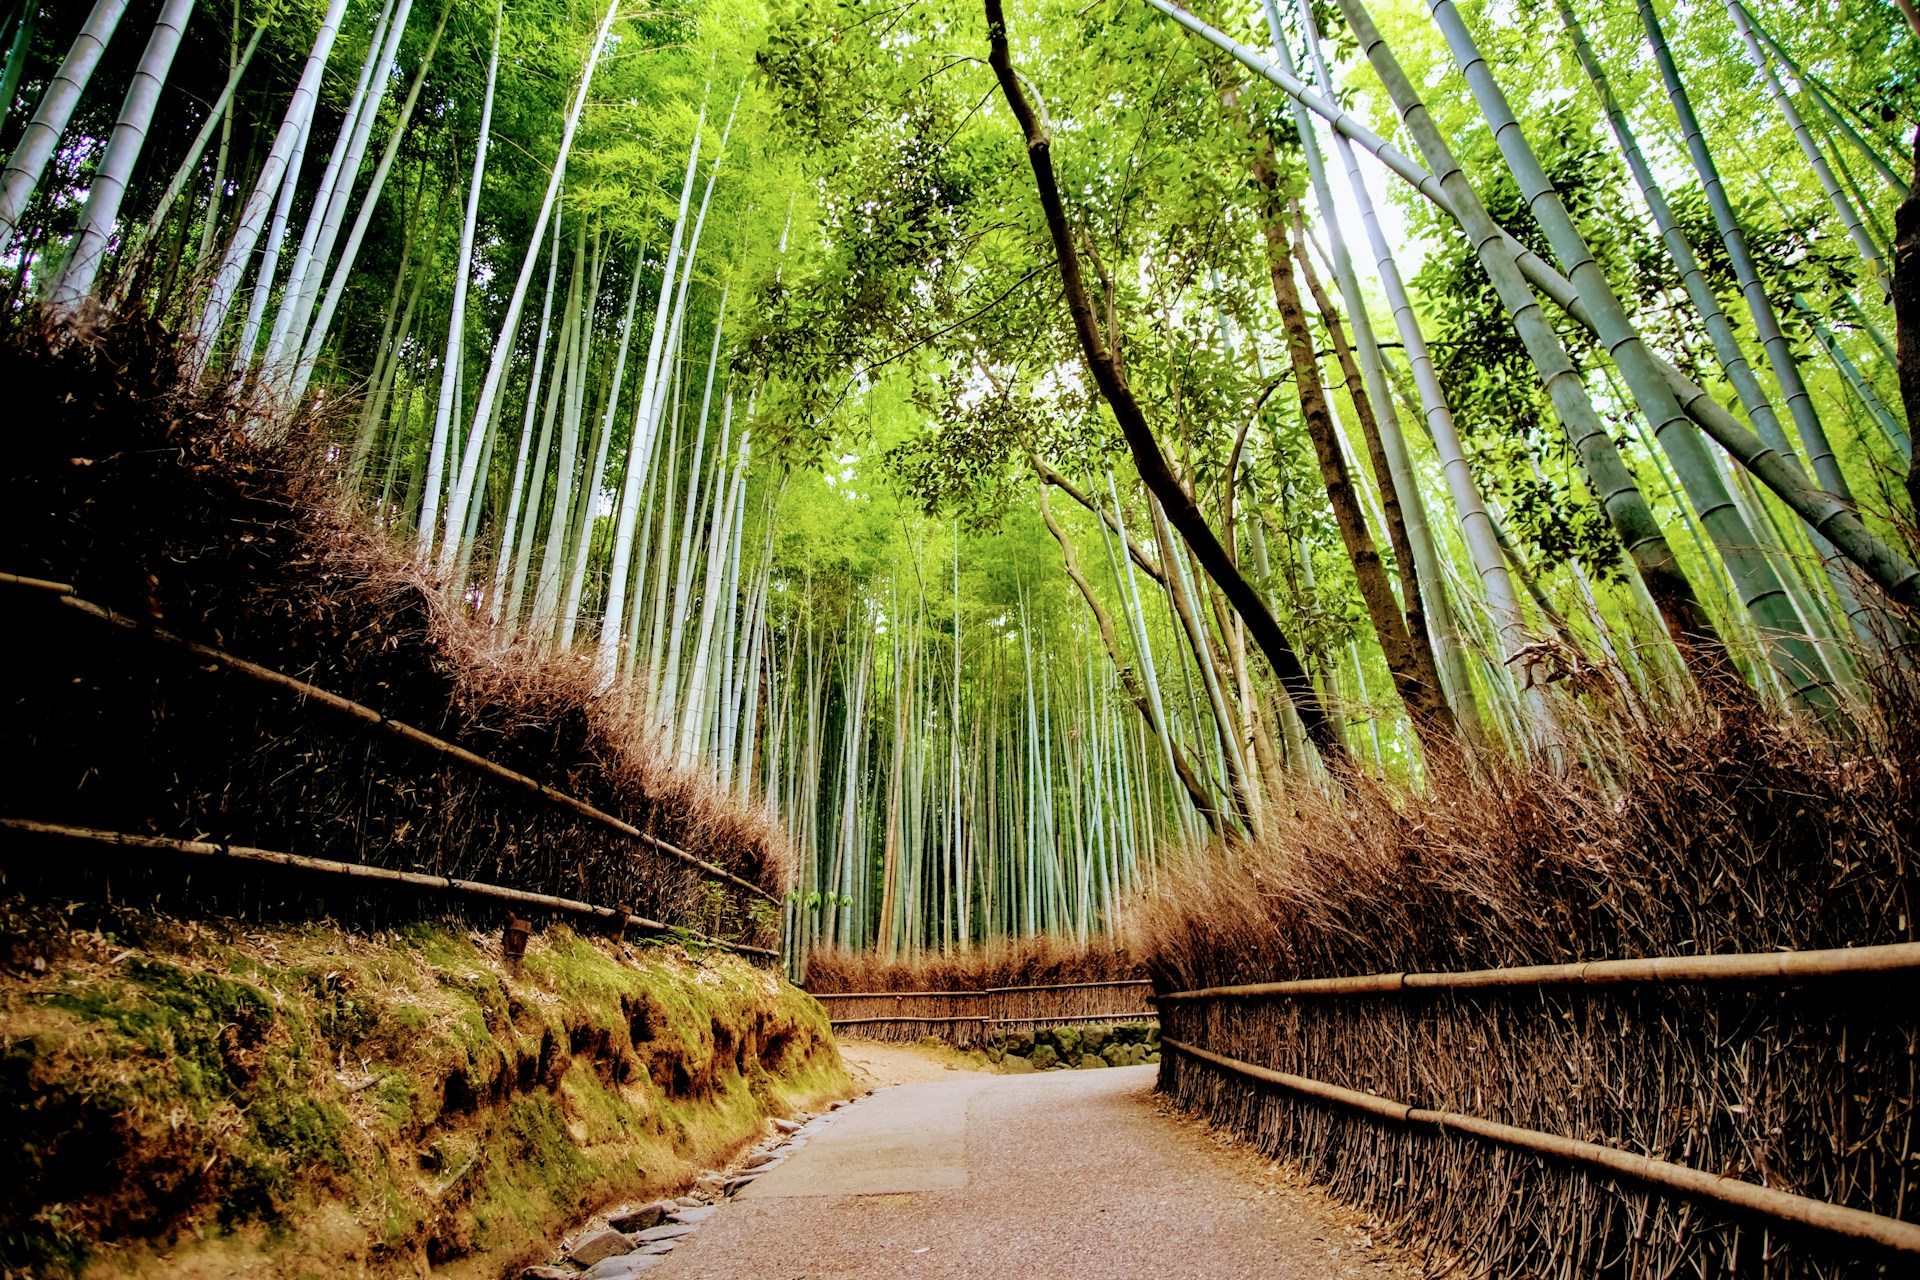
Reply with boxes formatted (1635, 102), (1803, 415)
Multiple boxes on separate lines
(643, 1064), (1415, 1279)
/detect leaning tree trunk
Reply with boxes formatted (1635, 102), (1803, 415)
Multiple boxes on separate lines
(1035, 470), (1222, 831)
(596, 100), (709, 677)
(293, 0), (453, 404)
(137, 18), (264, 261)
(1146, 0), (1920, 615)
(1329, 0), (1744, 701)
(982, 0), (1345, 771)
(1290, 211), (1458, 745)
(263, 0), (399, 377)
(1248, 137), (1456, 752)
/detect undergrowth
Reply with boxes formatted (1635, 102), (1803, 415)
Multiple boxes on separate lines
(0, 301), (785, 943)
(1136, 692), (1919, 1277)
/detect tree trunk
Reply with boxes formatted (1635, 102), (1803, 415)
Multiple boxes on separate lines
(1035, 473), (1222, 830)
(1253, 164), (1456, 750)
(1290, 214), (1454, 736)
(192, 0), (349, 373)
(982, 0), (1344, 771)
(419, 0), (501, 561)
(440, 0), (620, 583)
(295, 0), (453, 402)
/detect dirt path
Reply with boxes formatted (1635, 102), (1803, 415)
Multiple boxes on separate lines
(644, 1053), (1415, 1279)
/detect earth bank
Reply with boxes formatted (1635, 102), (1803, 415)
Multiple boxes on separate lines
(0, 900), (847, 1280)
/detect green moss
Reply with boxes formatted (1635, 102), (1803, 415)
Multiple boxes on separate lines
(1, 913), (848, 1280)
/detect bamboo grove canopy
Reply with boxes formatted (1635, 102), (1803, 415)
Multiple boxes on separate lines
(1, 0), (1914, 959)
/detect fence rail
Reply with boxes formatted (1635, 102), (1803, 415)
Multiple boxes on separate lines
(1161, 939), (1920, 1260)
(1163, 1037), (1920, 1257)
(810, 978), (1155, 1047)
(1157, 941), (1920, 1001)
(0, 818), (777, 958)
(2, 573), (775, 905)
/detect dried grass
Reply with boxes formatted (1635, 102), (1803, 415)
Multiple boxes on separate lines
(1134, 691), (1919, 1276)
(0, 302), (785, 947)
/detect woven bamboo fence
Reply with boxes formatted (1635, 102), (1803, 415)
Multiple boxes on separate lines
(1157, 942), (1920, 1275)
(0, 574), (778, 955)
(812, 978), (1156, 1048)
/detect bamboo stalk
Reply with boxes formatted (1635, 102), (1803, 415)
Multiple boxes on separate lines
(1, 575), (776, 903)
(1163, 1037), (1920, 1256)
(0, 818), (775, 958)
(1157, 942), (1920, 1001)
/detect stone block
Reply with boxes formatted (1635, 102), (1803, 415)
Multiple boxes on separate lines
(569, 1230), (636, 1267)
(606, 1202), (672, 1232)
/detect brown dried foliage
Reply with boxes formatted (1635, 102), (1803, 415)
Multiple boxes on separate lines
(1136, 696), (1919, 1277)
(0, 303), (785, 946)
(803, 934), (1143, 993)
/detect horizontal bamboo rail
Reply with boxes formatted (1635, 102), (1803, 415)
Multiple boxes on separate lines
(991, 1012), (1155, 1026)
(813, 977), (1156, 1045)
(1156, 942), (1920, 1002)
(0, 573), (775, 904)
(1163, 1036), (1920, 1257)
(811, 978), (1152, 1000)
(0, 817), (777, 959)
(825, 1015), (987, 1025)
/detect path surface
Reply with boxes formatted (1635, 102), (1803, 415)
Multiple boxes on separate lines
(649, 1061), (1412, 1279)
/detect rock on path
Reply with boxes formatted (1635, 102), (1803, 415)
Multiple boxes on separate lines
(642, 1065), (1413, 1279)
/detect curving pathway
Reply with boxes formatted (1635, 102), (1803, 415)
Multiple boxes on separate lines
(642, 1060), (1414, 1279)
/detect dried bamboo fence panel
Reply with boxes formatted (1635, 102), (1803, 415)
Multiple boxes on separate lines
(1158, 944), (1919, 1276)
(812, 979), (1155, 1048)
(0, 575), (779, 951)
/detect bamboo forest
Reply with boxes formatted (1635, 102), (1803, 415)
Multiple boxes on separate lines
(1, 0), (1916, 1273)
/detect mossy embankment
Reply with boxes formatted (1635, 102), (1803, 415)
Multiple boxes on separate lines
(0, 900), (849, 1279)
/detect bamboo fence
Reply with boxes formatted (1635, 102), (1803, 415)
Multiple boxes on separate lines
(0, 818), (776, 957)
(812, 977), (1155, 1048)
(1159, 941), (1920, 1272)
(0, 572), (777, 953)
